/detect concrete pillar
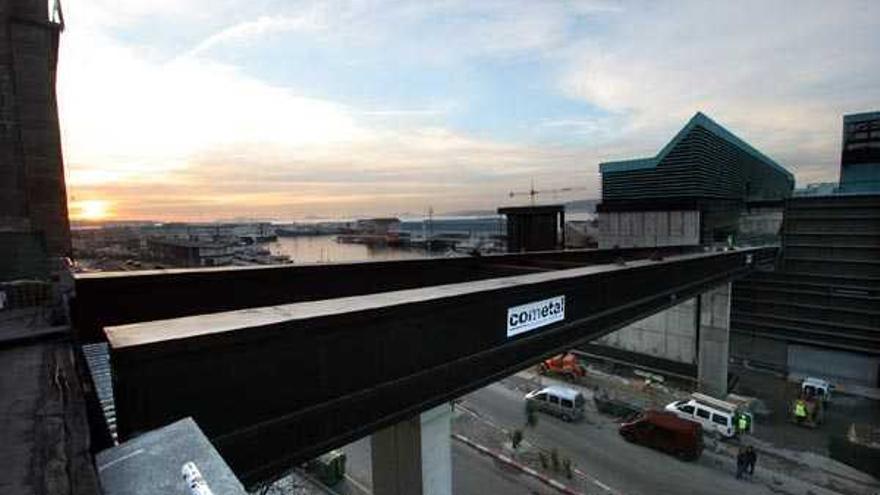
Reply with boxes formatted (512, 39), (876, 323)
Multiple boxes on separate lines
(371, 404), (452, 495)
(697, 282), (731, 397)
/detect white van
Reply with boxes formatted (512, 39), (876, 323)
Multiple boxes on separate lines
(525, 386), (585, 422)
(665, 393), (751, 438)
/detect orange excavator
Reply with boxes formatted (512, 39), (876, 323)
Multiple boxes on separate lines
(538, 353), (586, 381)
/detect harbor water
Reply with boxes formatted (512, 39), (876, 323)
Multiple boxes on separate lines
(267, 235), (442, 264)
(266, 215), (508, 264)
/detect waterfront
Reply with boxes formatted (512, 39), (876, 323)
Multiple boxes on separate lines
(267, 216), (510, 264)
(267, 235), (441, 264)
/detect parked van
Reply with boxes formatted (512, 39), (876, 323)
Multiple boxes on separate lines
(665, 393), (752, 438)
(619, 410), (703, 460)
(525, 386), (585, 422)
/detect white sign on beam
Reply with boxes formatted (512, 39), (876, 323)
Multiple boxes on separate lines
(506, 295), (566, 338)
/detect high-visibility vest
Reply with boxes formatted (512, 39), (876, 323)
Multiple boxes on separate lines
(795, 401), (807, 417)
(738, 416), (748, 431)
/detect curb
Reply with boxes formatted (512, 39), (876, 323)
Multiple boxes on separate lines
(453, 433), (585, 495)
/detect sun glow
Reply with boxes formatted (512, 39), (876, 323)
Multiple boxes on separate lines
(71, 200), (112, 221)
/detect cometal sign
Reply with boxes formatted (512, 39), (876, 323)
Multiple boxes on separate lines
(506, 295), (566, 337)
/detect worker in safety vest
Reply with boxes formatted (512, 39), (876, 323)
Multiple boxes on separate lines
(738, 414), (749, 434)
(794, 399), (808, 423)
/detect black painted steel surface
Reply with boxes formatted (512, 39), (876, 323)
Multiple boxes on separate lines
(100, 247), (775, 484)
(72, 246), (705, 343)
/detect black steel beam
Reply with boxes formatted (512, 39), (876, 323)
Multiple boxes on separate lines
(72, 245), (704, 343)
(105, 247), (774, 485)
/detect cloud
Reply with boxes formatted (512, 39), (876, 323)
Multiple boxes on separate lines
(59, 25), (367, 184)
(58, 1), (879, 220)
(58, 5), (600, 220)
(558, 1), (880, 176)
(185, 14), (327, 58)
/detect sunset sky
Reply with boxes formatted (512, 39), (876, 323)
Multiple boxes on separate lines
(59, 1), (880, 221)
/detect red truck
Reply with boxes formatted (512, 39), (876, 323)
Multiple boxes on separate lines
(619, 410), (703, 460)
(538, 353), (586, 381)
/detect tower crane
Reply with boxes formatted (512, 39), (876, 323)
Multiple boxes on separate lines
(508, 180), (588, 205)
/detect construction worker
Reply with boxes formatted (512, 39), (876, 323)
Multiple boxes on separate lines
(794, 398), (808, 424)
(738, 414), (749, 434)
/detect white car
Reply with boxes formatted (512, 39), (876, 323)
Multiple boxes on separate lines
(525, 385), (585, 422)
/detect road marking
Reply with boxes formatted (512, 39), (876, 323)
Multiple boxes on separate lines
(548, 479), (566, 489)
(574, 467), (618, 494)
(593, 479), (612, 491)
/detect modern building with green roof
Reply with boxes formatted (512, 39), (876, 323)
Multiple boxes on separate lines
(592, 112), (880, 390)
(600, 112), (794, 201)
(597, 112), (794, 247)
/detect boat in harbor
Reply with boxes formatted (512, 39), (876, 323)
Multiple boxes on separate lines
(335, 217), (402, 245)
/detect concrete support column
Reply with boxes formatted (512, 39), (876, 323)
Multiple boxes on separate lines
(697, 282), (731, 398)
(371, 403), (452, 495)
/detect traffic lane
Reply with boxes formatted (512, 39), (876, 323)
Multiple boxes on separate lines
(461, 382), (776, 495)
(453, 439), (555, 495)
(338, 429), (553, 495)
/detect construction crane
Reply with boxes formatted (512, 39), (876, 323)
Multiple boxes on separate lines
(509, 180), (588, 205)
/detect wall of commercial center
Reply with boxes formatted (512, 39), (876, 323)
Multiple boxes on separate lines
(731, 333), (880, 388)
(736, 205), (784, 245)
(598, 210), (700, 249)
(595, 297), (697, 365)
(598, 292), (880, 389)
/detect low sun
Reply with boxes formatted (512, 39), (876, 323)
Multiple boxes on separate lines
(72, 200), (111, 221)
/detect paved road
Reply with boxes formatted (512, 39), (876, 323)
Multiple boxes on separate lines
(337, 434), (554, 495)
(462, 380), (780, 495)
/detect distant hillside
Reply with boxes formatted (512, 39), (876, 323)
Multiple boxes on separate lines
(444, 199), (599, 217)
(441, 209), (498, 217)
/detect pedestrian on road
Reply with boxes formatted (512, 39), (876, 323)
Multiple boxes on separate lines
(746, 446), (757, 478)
(735, 447), (747, 479)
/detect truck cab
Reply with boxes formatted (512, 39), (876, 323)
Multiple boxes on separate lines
(538, 353), (586, 381)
